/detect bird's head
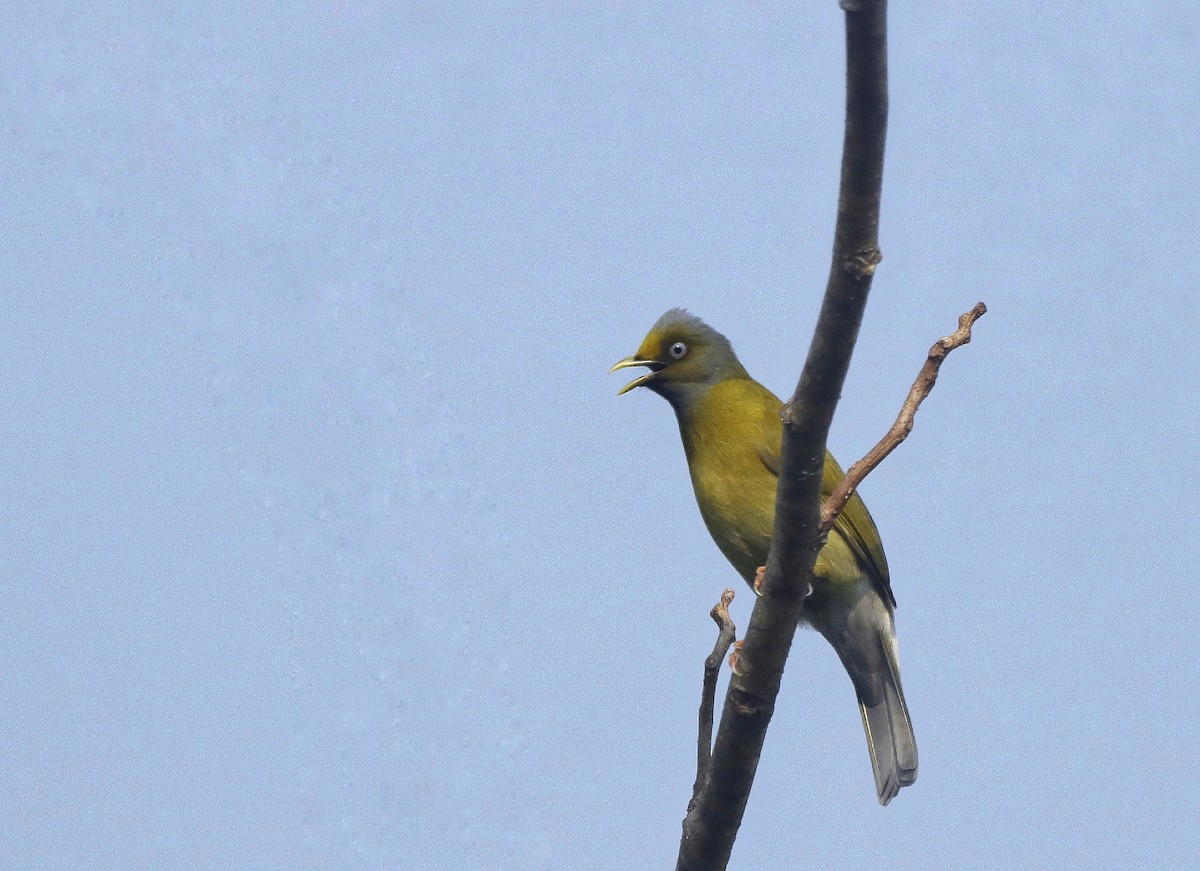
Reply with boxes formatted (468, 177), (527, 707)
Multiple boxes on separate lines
(611, 309), (748, 408)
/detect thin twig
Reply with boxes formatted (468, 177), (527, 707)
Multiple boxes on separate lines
(690, 589), (737, 810)
(820, 302), (987, 532)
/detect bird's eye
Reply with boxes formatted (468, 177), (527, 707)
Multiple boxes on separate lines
(669, 341), (688, 360)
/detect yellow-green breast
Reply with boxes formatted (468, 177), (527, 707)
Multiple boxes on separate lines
(676, 377), (782, 583)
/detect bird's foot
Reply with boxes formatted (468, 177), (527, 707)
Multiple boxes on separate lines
(728, 640), (746, 675)
(752, 566), (766, 596)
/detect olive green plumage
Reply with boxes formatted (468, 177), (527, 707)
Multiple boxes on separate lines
(613, 308), (917, 805)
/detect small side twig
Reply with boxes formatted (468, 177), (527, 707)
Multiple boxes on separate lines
(690, 588), (737, 810)
(820, 301), (987, 533)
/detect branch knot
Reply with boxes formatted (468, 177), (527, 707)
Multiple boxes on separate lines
(842, 247), (882, 280)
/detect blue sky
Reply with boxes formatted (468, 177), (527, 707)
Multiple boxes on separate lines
(2, 3), (1198, 869)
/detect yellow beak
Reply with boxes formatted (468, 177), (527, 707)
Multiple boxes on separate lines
(610, 357), (662, 395)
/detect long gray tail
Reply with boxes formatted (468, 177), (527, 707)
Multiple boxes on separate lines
(856, 640), (918, 805)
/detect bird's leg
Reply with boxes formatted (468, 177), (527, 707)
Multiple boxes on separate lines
(752, 565), (766, 596)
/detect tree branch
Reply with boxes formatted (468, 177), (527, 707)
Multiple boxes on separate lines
(821, 302), (987, 532)
(690, 589), (737, 810)
(676, 3), (890, 870)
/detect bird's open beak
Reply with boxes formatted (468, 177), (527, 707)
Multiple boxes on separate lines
(610, 357), (664, 395)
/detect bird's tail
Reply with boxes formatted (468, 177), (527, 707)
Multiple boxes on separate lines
(855, 631), (918, 805)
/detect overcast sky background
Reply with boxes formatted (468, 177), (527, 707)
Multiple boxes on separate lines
(3, 2), (1198, 869)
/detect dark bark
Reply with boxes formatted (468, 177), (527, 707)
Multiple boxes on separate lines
(676, 4), (890, 869)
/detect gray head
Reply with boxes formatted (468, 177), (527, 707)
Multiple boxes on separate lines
(610, 309), (749, 410)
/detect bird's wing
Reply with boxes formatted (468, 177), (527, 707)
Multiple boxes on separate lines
(819, 452), (895, 607)
(756, 415), (895, 607)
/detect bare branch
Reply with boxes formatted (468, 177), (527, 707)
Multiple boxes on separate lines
(676, 3), (890, 869)
(821, 301), (987, 532)
(690, 589), (737, 810)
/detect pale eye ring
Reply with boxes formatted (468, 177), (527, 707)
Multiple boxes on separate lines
(669, 341), (688, 360)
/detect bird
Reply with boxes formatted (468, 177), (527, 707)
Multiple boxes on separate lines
(611, 308), (917, 805)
